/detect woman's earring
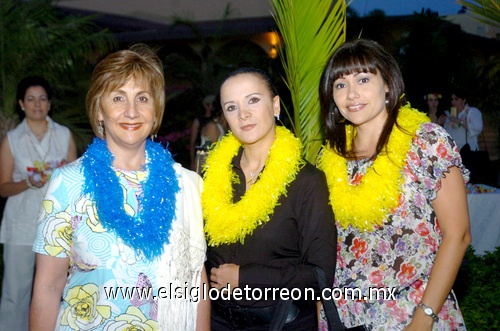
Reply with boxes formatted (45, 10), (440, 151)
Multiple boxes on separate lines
(98, 121), (104, 138)
(385, 100), (389, 104)
(275, 114), (280, 121)
(151, 133), (157, 141)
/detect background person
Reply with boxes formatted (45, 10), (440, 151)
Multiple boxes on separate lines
(0, 76), (77, 330)
(203, 67), (337, 330)
(29, 45), (209, 330)
(424, 92), (445, 126)
(443, 89), (485, 183)
(194, 96), (227, 175)
(443, 88), (483, 152)
(190, 94), (216, 170)
(317, 39), (471, 330)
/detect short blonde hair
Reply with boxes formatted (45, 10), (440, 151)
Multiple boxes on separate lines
(86, 44), (165, 138)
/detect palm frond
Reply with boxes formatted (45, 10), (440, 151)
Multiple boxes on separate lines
(458, 0), (500, 29)
(0, 0), (116, 150)
(0, 0), (116, 117)
(272, 0), (346, 163)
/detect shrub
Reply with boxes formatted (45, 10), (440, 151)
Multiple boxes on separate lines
(458, 246), (500, 330)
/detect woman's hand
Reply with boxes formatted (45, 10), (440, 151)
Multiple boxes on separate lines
(210, 263), (240, 293)
(27, 175), (46, 189)
(437, 114), (447, 126)
(404, 307), (434, 331)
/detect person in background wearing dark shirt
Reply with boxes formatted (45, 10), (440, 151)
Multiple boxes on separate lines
(202, 67), (337, 330)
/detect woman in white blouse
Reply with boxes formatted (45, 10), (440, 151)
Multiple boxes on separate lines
(0, 76), (77, 330)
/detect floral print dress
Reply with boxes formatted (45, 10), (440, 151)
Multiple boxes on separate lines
(320, 123), (468, 331)
(33, 159), (162, 331)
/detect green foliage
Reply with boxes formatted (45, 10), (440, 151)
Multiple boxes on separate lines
(458, 0), (500, 28)
(458, 246), (500, 330)
(0, 0), (116, 151)
(396, 11), (474, 110)
(457, 0), (500, 115)
(164, 4), (234, 96)
(271, 0), (346, 163)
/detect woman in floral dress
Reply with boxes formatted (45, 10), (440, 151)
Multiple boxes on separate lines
(30, 45), (209, 330)
(317, 39), (471, 330)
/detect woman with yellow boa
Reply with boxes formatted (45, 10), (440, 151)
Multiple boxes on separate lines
(203, 67), (337, 330)
(317, 39), (471, 331)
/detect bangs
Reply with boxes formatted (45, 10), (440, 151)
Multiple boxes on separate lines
(331, 50), (377, 81)
(100, 64), (155, 96)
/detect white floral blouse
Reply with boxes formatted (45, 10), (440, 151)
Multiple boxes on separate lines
(319, 123), (469, 331)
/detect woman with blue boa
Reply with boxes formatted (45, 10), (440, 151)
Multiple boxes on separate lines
(30, 45), (209, 330)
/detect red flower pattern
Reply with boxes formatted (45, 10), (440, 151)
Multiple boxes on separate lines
(415, 222), (430, 236)
(397, 262), (417, 285)
(350, 237), (368, 259)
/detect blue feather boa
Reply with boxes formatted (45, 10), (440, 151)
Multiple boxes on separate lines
(82, 138), (179, 261)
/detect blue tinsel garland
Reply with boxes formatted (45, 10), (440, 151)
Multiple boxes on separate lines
(82, 138), (179, 261)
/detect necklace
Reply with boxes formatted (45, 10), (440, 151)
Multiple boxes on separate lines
(247, 171), (260, 184)
(28, 120), (47, 140)
(82, 138), (179, 260)
(27, 131), (52, 162)
(242, 154), (264, 184)
(318, 105), (429, 231)
(202, 126), (304, 246)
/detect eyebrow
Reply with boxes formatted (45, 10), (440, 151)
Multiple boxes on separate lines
(26, 94), (48, 98)
(111, 88), (151, 95)
(222, 92), (263, 107)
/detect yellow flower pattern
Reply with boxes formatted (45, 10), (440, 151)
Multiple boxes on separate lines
(42, 206), (73, 256)
(104, 306), (159, 331)
(61, 284), (111, 330)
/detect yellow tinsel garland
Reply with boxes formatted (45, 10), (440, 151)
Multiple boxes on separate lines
(318, 105), (429, 231)
(202, 126), (304, 246)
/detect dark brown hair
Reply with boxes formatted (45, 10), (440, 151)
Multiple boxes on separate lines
(220, 67), (277, 98)
(319, 39), (406, 158)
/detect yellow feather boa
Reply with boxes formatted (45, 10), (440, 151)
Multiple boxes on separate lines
(202, 126), (304, 246)
(318, 105), (429, 231)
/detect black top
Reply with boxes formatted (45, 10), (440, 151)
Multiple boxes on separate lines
(206, 149), (337, 310)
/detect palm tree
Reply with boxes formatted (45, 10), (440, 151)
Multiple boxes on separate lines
(0, 0), (116, 144)
(271, 0), (347, 163)
(458, 0), (500, 28)
(457, 0), (500, 114)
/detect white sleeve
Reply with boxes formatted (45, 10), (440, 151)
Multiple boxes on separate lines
(467, 107), (483, 136)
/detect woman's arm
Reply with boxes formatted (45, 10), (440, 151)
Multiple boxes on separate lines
(201, 121), (221, 144)
(0, 135), (32, 197)
(196, 265), (211, 331)
(406, 167), (471, 330)
(29, 254), (69, 331)
(465, 107), (483, 137)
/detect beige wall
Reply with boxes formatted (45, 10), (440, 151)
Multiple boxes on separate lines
(57, 0), (274, 24)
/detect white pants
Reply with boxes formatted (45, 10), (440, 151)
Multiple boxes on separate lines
(0, 244), (35, 331)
